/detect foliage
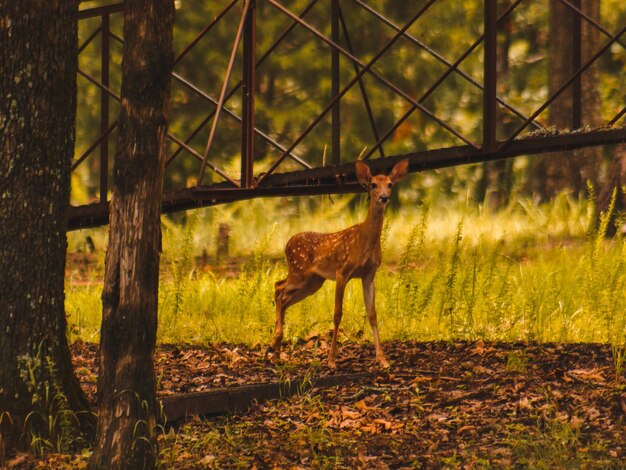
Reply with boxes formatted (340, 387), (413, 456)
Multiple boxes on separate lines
(36, 341), (625, 468)
(16, 347), (87, 458)
(66, 192), (626, 350)
(72, 1), (626, 204)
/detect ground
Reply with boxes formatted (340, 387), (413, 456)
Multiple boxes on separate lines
(43, 338), (625, 468)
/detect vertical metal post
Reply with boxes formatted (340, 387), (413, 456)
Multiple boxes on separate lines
(483, 0), (497, 153)
(241, 0), (256, 188)
(331, 0), (340, 165)
(100, 13), (110, 203)
(572, 0), (582, 129)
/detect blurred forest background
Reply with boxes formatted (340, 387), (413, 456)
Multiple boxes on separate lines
(73, 0), (626, 211)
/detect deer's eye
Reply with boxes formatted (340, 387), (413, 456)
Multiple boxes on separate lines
(370, 183), (377, 189)
(388, 183), (393, 189)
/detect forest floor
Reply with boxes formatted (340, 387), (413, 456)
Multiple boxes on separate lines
(47, 338), (626, 468)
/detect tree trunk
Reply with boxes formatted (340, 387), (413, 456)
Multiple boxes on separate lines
(0, 0), (93, 458)
(88, 1), (175, 469)
(573, 0), (603, 188)
(526, 0), (602, 200)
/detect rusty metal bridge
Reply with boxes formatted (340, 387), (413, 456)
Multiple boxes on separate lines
(70, 0), (626, 230)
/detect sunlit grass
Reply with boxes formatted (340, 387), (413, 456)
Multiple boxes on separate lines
(65, 193), (626, 353)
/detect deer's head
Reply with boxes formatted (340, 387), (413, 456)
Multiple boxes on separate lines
(355, 159), (409, 207)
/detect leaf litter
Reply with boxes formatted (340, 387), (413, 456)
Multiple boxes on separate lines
(61, 339), (626, 467)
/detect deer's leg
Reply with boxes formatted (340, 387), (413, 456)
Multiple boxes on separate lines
(268, 274), (324, 358)
(328, 275), (348, 369)
(362, 271), (389, 368)
(268, 279), (287, 355)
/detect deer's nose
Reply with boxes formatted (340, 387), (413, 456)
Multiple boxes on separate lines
(379, 195), (389, 204)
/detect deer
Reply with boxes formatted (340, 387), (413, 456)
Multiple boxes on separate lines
(266, 159), (409, 369)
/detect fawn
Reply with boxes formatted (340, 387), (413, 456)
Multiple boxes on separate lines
(267, 159), (409, 368)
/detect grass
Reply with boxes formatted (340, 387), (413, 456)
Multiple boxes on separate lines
(65, 192), (626, 351)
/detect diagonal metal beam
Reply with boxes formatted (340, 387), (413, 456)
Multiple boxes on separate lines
(108, 30), (312, 171)
(79, 26), (102, 54)
(167, 134), (240, 186)
(166, 0), (319, 170)
(174, 0), (239, 66)
(257, 0), (478, 187)
(556, 0), (626, 51)
(337, 3), (385, 158)
(609, 106), (626, 127)
(72, 121), (118, 171)
(500, 24), (626, 150)
(77, 68), (238, 186)
(197, 0), (251, 187)
(362, 0), (524, 160)
(353, 0), (543, 132)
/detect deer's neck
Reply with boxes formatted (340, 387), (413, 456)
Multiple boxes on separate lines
(359, 201), (385, 248)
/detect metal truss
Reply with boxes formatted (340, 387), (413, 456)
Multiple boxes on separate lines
(70, 0), (626, 230)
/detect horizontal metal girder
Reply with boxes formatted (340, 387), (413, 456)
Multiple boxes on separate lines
(67, 127), (626, 231)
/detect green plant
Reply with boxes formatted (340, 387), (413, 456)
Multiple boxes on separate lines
(18, 346), (87, 458)
(505, 350), (528, 373)
(65, 193), (626, 347)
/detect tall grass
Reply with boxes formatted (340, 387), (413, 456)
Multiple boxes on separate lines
(65, 193), (626, 348)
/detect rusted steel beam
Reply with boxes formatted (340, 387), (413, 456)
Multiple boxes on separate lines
(72, 121), (118, 171)
(79, 26), (102, 54)
(483, 0), (498, 153)
(197, 1), (250, 187)
(78, 3), (123, 19)
(99, 13), (110, 204)
(337, 4), (384, 159)
(361, 0), (524, 161)
(258, 0), (479, 187)
(571, 0), (582, 130)
(260, 128), (626, 188)
(353, 0), (542, 132)
(609, 107), (626, 127)
(331, 0), (341, 165)
(68, 184), (365, 230)
(556, 0), (626, 50)
(173, 0), (239, 66)
(240, 0), (256, 189)
(167, 0), (319, 166)
(501, 24), (626, 149)
(68, 128), (626, 231)
(167, 133), (240, 186)
(160, 372), (374, 423)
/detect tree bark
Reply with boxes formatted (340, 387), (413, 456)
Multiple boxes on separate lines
(88, 1), (175, 469)
(573, 0), (603, 188)
(526, 0), (602, 200)
(0, 0), (93, 458)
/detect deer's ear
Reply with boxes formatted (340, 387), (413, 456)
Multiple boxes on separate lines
(355, 160), (371, 187)
(389, 159), (409, 183)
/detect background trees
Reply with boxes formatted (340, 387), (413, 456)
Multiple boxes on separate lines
(0, 0), (93, 457)
(71, 0), (626, 213)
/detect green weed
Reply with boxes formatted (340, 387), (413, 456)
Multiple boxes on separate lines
(65, 194), (626, 348)
(18, 347), (87, 458)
